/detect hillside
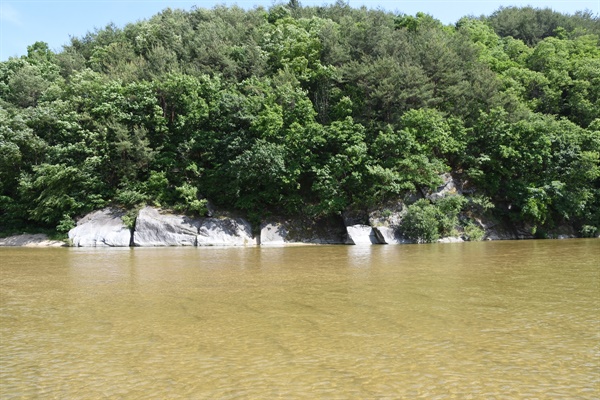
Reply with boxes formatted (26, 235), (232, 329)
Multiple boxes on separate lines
(1, 3), (599, 240)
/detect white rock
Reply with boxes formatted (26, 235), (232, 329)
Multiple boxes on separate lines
(133, 206), (198, 246)
(260, 222), (289, 245)
(438, 236), (464, 243)
(373, 226), (411, 244)
(197, 218), (256, 246)
(346, 224), (380, 244)
(69, 208), (131, 247)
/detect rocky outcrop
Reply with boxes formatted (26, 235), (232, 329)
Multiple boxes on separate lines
(69, 208), (131, 247)
(259, 222), (289, 245)
(133, 206), (199, 246)
(132, 207), (256, 247)
(426, 172), (461, 201)
(0, 234), (65, 247)
(438, 236), (464, 243)
(474, 215), (536, 241)
(196, 217), (256, 246)
(366, 202), (409, 244)
(345, 224), (380, 244)
(259, 216), (347, 245)
(373, 226), (411, 244)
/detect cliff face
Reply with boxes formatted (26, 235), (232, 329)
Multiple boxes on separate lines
(60, 205), (580, 248)
(68, 208), (132, 247)
(0, 207), (583, 248)
(66, 206), (258, 247)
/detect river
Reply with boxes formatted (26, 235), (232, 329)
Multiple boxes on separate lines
(1, 239), (598, 398)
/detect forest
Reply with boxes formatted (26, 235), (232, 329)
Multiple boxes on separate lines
(1, 2), (599, 240)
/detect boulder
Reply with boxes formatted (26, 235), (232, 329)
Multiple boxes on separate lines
(345, 224), (380, 244)
(367, 202), (410, 245)
(69, 208), (131, 247)
(259, 222), (289, 245)
(0, 234), (65, 247)
(373, 226), (411, 244)
(479, 216), (536, 241)
(438, 236), (464, 243)
(546, 225), (577, 239)
(133, 206), (199, 246)
(259, 216), (347, 245)
(196, 217), (256, 246)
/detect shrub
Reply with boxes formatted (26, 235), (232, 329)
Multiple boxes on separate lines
(175, 183), (208, 215)
(435, 195), (467, 236)
(115, 188), (148, 207)
(56, 214), (75, 234)
(580, 225), (598, 238)
(463, 221), (486, 241)
(401, 199), (441, 243)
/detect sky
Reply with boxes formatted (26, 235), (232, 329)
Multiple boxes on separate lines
(1, 0), (598, 61)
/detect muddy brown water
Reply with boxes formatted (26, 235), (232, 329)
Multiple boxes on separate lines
(1, 239), (598, 398)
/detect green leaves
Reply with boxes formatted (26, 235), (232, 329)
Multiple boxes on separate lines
(18, 163), (105, 228)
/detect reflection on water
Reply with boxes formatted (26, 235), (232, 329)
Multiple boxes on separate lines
(1, 240), (599, 398)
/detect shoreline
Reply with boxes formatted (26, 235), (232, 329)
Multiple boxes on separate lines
(0, 233), (589, 248)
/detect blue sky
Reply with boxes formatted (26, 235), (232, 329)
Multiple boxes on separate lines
(1, 0), (598, 61)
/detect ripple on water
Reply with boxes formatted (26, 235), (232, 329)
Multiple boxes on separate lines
(1, 241), (599, 398)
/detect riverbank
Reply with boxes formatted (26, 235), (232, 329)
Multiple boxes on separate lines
(0, 211), (586, 248)
(0, 233), (66, 247)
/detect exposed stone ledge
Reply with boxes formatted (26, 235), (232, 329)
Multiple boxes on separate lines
(69, 208), (131, 247)
(0, 234), (66, 247)
(133, 206), (199, 246)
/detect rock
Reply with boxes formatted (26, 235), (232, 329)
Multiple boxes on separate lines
(196, 217), (256, 246)
(368, 202), (404, 228)
(373, 226), (411, 244)
(438, 236), (464, 243)
(546, 225), (577, 239)
(482, 218), (535, 241)
(426, 173), (460, 201)
(133, 206), (199, 246)
(69, 208), (131, 247)
(259, 222), (289, 245)
(131, 207), (257, 247)
(342, 210), (369, 226)
(366, 202), (411, 245)
(345, 224), (380, 244)
(0, 233), (65, 247)
(259, 216), (347, 245)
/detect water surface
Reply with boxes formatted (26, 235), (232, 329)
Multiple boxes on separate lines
(1, 240), (598, 398)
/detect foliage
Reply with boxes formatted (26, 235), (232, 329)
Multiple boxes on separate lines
(580, 225), (598, 238)
(463, 221), (486, 241)
(400, 195), (469, 243)
(400, 199), (442, 243)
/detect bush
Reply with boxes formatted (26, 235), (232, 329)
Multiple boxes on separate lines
(580, 225), (598, 238)
(435, 195), (467, 236)
(56, 214), (75, 234)
(401, 199), (441, 243)
(401, 195), (473, 243)
(115, 188), (148, 207)
(463, 221), (486, 241)
(121, 208), (139, 230)
(175, 183), (208, 215)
